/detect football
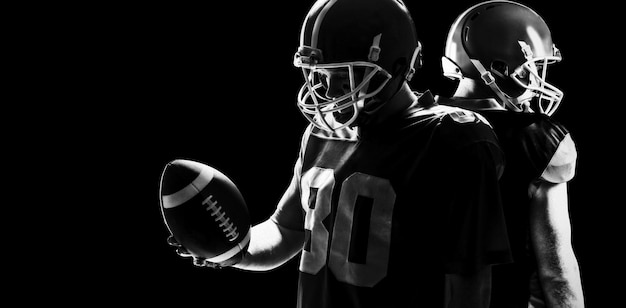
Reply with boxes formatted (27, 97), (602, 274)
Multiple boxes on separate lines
(159, 159), (251, 264)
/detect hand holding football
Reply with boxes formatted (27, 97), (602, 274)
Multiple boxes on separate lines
(159, 159), (251, 266)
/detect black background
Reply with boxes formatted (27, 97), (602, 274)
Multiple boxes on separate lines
(30, 0), (618, 306)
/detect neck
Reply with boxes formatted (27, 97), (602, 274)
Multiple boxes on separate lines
(362, 82), (416, 126)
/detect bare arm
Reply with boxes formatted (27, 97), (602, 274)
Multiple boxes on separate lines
(232, 173), (305, 271)
(233, 219), (304, 271)
(528, 181), (584, 307)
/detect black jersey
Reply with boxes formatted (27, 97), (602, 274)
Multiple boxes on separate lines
(273, 92), (512, 308)
(437, 97), (577, 308)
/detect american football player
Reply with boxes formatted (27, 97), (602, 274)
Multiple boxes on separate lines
(436, 1), (585, 307)
(170, 0), (513, 307)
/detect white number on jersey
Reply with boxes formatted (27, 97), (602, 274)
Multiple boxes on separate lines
(300, 167), (396, 287)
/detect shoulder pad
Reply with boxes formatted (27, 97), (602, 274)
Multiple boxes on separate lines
(448, 109), (477, 124)
(444, 106), (492, 127)
(433, 106), (499, 150)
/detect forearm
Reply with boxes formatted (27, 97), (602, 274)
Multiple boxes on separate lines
(529, 181), (584, 307)
(233, 219), (304, 271)
(540, 269), (584, 307)
(536, 245), (584, 308)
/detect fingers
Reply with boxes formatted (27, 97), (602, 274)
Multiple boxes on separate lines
(191, 256), (222, 269)
(176, 247), (193, 258)
(192, 257), (207, 267)
(167, 235), (181, 247)
(167, 235), (193, 257)
(166, 234), (224, 269)
(167, 235), (222, 269)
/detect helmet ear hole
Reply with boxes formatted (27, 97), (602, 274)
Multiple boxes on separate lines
(490, 60), (509, 78)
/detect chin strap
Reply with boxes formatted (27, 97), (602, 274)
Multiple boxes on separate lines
(406, 42), (423, 81)
(469, 59), (524, 112)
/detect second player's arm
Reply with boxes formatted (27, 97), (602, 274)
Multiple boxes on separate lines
(529, 180), (584, 307)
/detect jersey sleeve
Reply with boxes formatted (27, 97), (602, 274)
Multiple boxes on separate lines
(269, 125), (312, 231)
(521, 118), (577, 184)
(540, 132), (577, 183)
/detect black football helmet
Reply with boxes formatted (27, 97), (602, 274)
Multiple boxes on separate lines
(442, 0), (563, 115)
(294, 0), (422, 131)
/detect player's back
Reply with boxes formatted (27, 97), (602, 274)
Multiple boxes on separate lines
(293, 92), (511, 308)
(477, 109), (575, 307)
(436, 96), (576, 307)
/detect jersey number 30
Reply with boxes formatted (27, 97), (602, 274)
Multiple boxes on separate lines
(300, 167), (396, 287)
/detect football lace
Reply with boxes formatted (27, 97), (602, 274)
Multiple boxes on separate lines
(203, 195), (239, 242)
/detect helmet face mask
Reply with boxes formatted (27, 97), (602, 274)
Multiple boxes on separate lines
(295, 48), (392, 131)
(442, 0), (564, 116)
(509, 42), (563, 115)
